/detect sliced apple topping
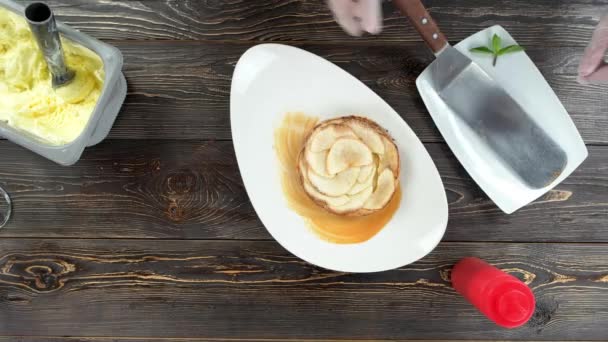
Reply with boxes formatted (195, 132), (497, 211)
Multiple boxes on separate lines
(308, 166), (360, 197)
(363, 168), (396, 210)
(306, 150), (331, 177)
(309, 124), (356, 152)
(297, 116), (400, 216)
(346, 120), (385, 154)
(326, 138), (373, 175)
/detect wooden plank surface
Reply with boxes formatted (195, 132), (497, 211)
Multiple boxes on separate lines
(0, 140), (606, 242)
(11, 0), (606, 47)
(2, 1), (607, 341)
(103, 42), (608, 143)
(0, 339), (595, 342)
(0, 239), (606, 340)
(0, 336), (591, 342)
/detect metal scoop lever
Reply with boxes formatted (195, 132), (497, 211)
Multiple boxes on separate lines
(25, 2), (74, 88)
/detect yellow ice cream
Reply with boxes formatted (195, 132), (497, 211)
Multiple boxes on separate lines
(0, 7), (104, 145)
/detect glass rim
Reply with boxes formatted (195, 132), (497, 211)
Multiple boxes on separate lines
(0, 185), (11, 229)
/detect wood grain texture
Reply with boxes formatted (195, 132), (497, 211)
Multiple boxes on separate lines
(10, 0), (606, 47)
(0, 1), (606, 341)
(0, 239), (606, 340)
(0, 140), (605, 242)
(101, 42), (608, 143)
(0, 339), (595, 342)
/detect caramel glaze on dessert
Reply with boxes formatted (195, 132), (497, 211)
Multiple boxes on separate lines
(274, 112), (401, 244)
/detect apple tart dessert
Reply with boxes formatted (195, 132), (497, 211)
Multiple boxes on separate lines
(297, 116), (400, 216)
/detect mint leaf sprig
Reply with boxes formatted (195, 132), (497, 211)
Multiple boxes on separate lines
(470, 34), (524, 66)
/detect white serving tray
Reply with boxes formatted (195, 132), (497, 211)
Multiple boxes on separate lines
(417, 25), (588, 214)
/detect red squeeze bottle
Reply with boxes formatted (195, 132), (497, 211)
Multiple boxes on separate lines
(451, 257), (535, 328)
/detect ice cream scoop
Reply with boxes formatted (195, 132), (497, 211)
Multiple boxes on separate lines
(24, 2), (74, 88)
(0, 5), (105, 145)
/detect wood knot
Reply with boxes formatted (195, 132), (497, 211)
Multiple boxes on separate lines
(167, 200), (184, 221)
(439, 267), (452, 282)
(161, 169), (204, 222)
(165, 169), (197, 195)
(2, 257), (74, 292)
(527, 297), (559, 329)
(25, 264), (64, 291)
(502, 268), (536, 285)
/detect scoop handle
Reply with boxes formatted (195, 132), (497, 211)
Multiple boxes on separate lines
(393, 0), (448, 54)
(25, 2), (74, 88)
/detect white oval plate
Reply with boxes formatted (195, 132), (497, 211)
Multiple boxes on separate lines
(231, 44), (448, 273)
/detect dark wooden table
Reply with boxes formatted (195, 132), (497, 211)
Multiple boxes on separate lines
(1, 1), (607, 341)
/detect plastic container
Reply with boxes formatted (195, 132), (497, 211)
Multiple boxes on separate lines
(0, 0), (127, 166)
(451, 257), (535, 328)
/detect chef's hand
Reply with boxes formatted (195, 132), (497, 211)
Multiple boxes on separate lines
(327, 0), (383, 36)
(579, 14), (608, 84)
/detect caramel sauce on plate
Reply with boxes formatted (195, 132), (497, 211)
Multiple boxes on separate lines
(274, 112), (401, 244)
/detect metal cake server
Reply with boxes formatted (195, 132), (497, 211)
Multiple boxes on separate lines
(394, 0), (567, 189)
